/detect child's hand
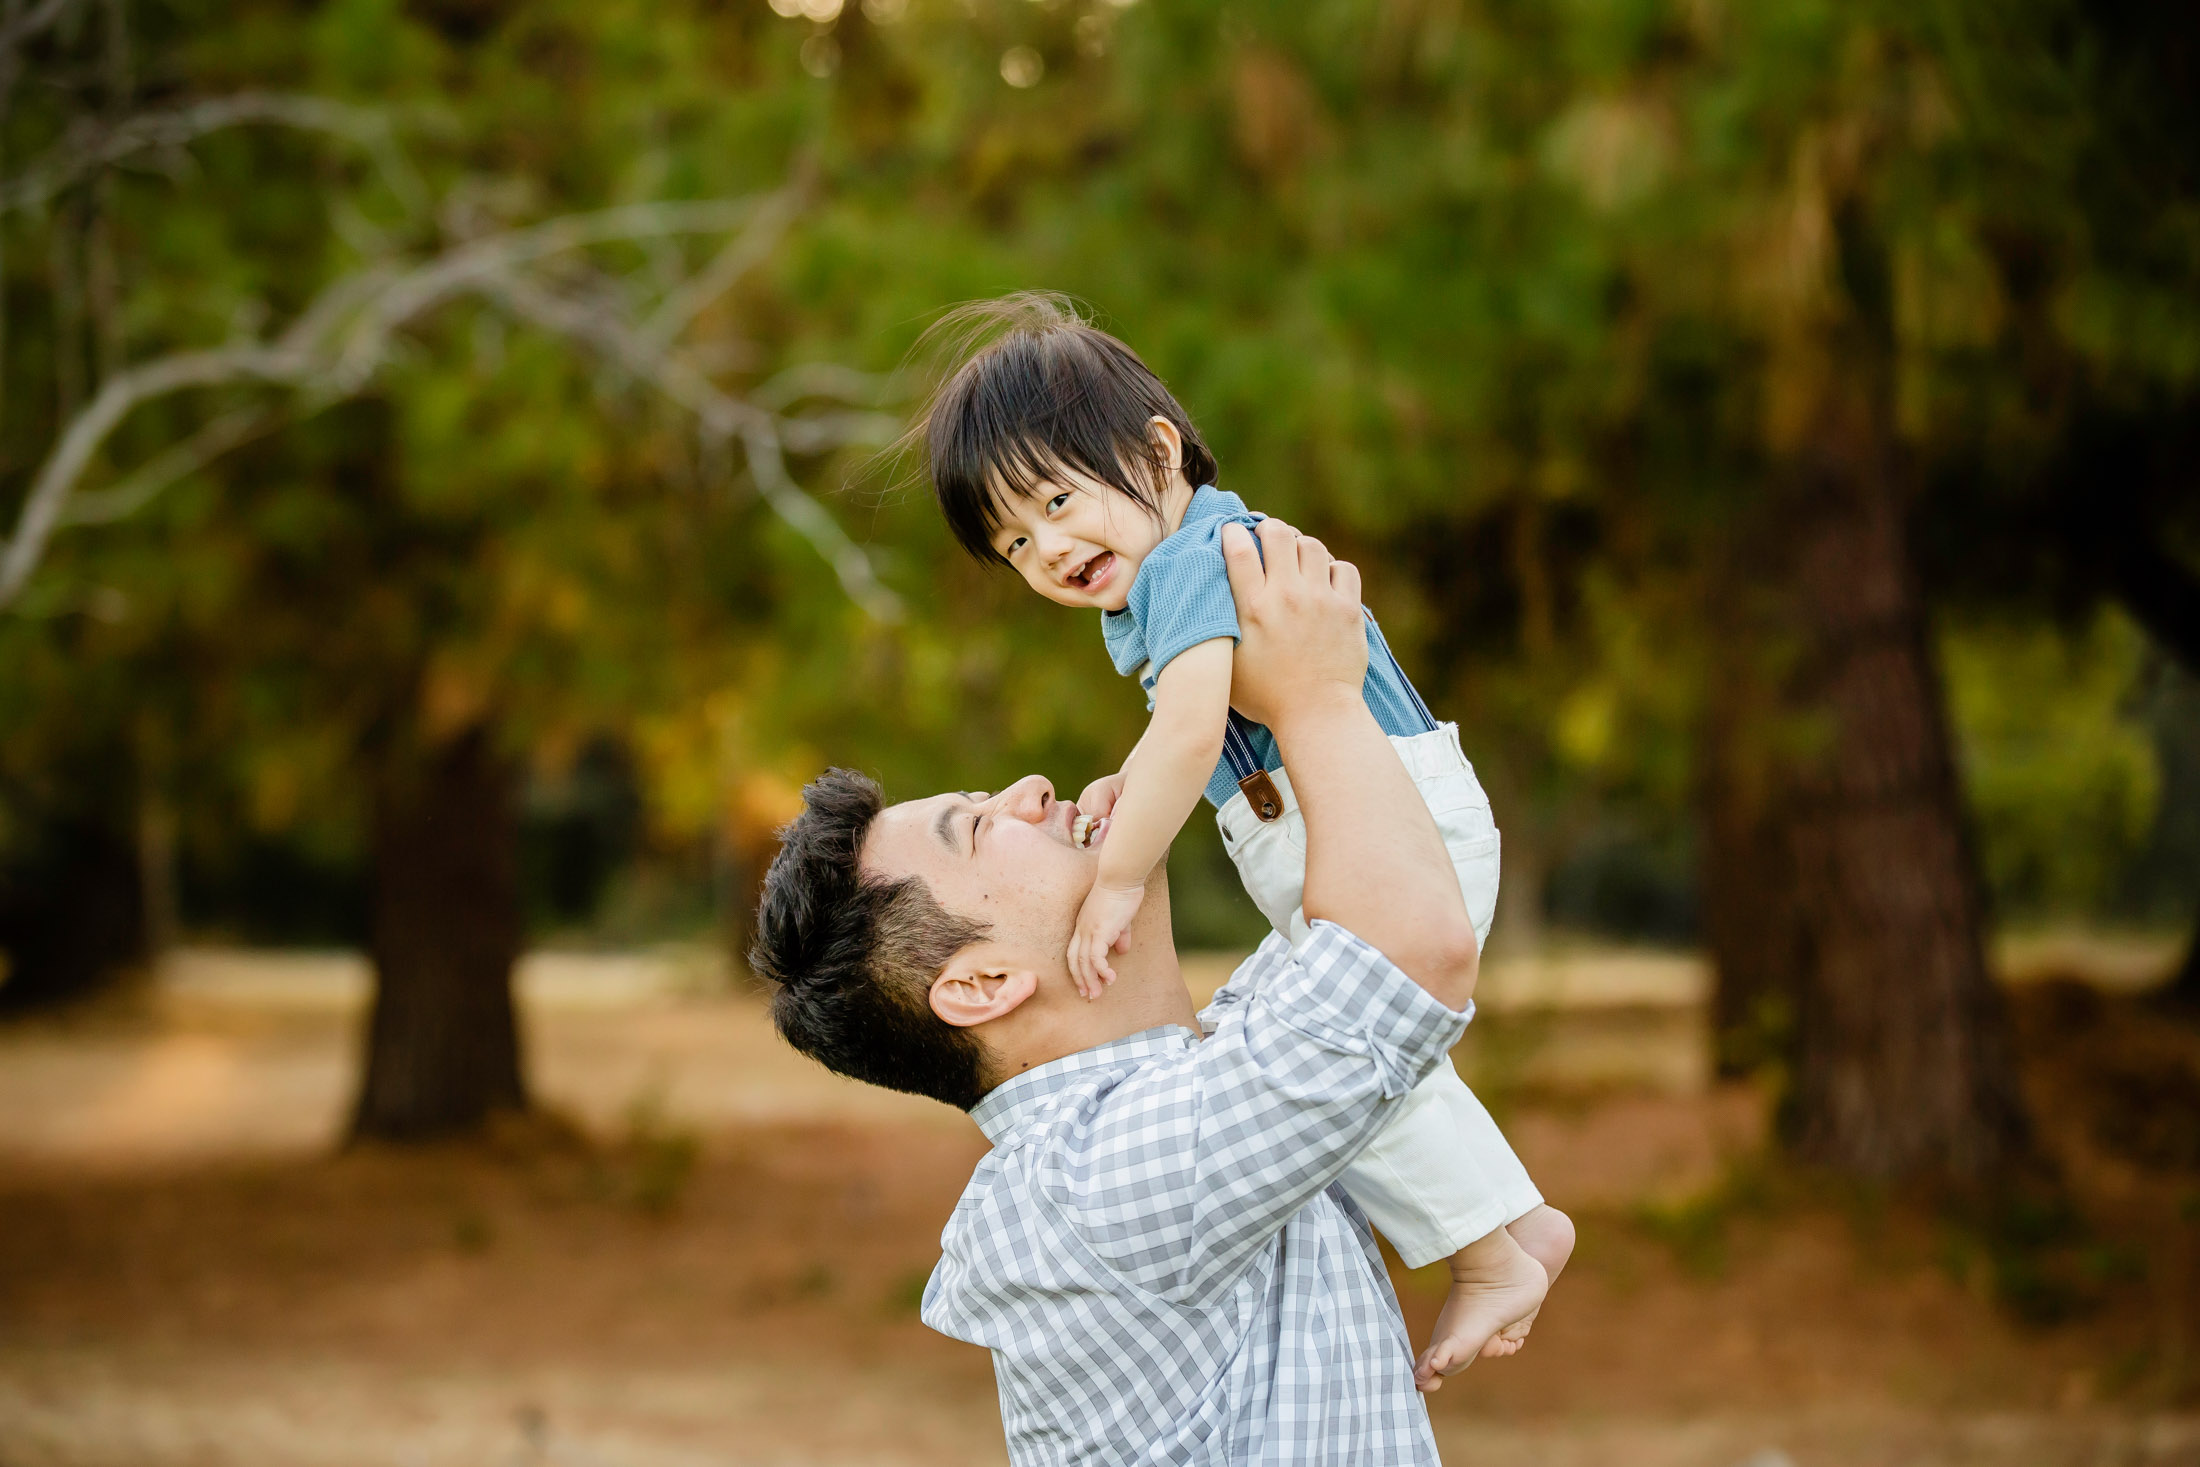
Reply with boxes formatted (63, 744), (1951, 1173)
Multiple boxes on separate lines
(1077, 771), (1127, 820)
(1067, 880), (1145, 997)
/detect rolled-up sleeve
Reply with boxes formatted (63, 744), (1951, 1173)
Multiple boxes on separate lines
(1065, 923), (1472, 1303)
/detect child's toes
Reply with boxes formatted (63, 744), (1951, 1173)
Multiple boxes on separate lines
(1418, 1341), (1469, 1388)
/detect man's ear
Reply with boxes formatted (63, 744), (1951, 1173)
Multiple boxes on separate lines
(1146, 415), (1185, 476)
(930, 954), (1040, 1029)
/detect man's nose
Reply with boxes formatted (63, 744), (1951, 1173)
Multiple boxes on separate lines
(995, 775), (1055, 822)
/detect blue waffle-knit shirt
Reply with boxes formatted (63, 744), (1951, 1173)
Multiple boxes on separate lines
(1100, 486), (1438, 808)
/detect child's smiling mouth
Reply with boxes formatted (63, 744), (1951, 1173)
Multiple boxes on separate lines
(1067, 550), (1117, 593)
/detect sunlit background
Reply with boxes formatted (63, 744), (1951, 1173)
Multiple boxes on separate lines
(2, 0), (2196, 1463)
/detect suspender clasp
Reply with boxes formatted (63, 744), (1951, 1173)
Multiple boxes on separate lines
(1238, 770), (1284, 823)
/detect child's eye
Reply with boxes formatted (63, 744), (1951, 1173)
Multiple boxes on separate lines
(1005, 536), (1028, 556)
(1046, 493), (1071, 513)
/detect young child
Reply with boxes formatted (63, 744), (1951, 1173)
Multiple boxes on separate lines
(922, 295), (1573, 1388)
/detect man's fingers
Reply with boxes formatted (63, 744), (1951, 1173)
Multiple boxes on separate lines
(1220, 521), (1263, 602)
(1293, 533), (1333, 583)
(1255, 516), (1300, 550)
(1328, 555), (1362, 604)
(1253, 517), (1301, 587)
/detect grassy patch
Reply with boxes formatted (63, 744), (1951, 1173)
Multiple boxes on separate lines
(1631, 1156), (1775, 1278)
(1936, 1189), (2127, 1327)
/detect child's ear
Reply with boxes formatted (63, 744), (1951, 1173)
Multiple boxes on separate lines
(1146, 416), (1185, 476)
(930, 957), (1040, 1029)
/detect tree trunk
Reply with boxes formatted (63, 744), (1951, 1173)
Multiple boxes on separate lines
(1699, 627), (1802, 1080)
(1771, 396), (2030, 1180)
(351, 722), (527, 1141)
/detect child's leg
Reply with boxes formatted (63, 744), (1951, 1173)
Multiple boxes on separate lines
(1394, 725), (1575, 1375)
(1220, 775), (1524, 1244)
(1344, 1061), (1550, 1393)
(1218, 729), (1568, 1377)
(1341, 1059), (1510, 1266)
(1216, 738), (1546, 1239)
(1436, 1073), (1544, 1225)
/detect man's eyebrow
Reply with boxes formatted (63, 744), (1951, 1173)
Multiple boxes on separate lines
(932, 794), (978, 853)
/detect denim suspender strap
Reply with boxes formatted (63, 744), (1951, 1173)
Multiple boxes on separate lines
(1225, 711), (1286, 822)
(1222, 712), (1264, 783)
(1224, 616), (1431, 823)
(1367, 612), (1439, 733)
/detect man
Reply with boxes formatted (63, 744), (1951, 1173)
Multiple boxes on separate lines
(751, 519), (1485, 1464)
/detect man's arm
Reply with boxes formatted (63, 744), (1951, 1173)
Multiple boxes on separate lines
(1064, 925), (1473, 1304)
(1221, 519), (1480, 1010)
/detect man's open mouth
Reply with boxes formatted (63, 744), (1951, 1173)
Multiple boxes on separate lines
(1067, 551), (1116, 593)
(1072, 814), (1110, 849)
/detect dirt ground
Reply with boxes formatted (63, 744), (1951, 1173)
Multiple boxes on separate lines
(1, 941), (2196, 1467)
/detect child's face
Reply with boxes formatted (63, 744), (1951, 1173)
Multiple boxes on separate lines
(987, 466), (1171, 613)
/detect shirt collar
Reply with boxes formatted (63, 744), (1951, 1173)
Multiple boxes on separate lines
(1179, 483), (1249, 529)
(969, 1024), (1198, 1147)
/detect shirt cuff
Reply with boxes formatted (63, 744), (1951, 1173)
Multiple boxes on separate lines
(1263, 921), (1474, 1098)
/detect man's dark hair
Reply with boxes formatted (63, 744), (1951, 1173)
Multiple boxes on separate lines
(749, 768), (993, 1111)
(921, 292), (1219, 565)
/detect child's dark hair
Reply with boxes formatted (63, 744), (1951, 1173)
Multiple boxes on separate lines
(920, 293), (1218, 565)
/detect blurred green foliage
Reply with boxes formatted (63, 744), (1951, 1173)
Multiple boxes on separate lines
(1944, 609), (2159, 920)
(0, 0), (2191, 954)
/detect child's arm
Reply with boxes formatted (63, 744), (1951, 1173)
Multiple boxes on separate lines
(1075, 725), (1147, 817)
(1066, 637), (1235, 996)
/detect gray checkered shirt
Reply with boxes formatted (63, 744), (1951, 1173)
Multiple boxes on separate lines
(922, 922), (1472, 1465)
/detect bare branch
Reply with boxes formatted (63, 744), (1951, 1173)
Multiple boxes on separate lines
(2, 190), (902, 623)
(639, 185), (801, 351)
(778, 409), (905, 455)
(325, 198), (762, 389)
(0, 0), (75, 50)
(478, 270), (903, 623)
(751, 360), (905, 412)
(61, 404), (279, 526)
(1, 91), (428, 218)
(0, 344), (307, 604)
(1, 200), (762, 608)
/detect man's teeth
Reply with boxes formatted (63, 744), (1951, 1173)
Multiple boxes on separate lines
(1073, 814), (1093, 848)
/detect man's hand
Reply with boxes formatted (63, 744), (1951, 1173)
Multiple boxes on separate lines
(1220, 517), (1479, 1010)
(1068, 879), (1144, 998)
(1220, 519), (1368, 733)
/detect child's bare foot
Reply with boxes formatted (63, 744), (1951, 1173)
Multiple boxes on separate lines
(1412, 1226), (1547, 1393)
(1509, 1203), (1576, 1283)
(1485, 1204), (1575, 1347)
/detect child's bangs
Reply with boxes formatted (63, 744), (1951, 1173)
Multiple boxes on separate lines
(979, 431), (1099, 517)
(937, 419), (1136, 565)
